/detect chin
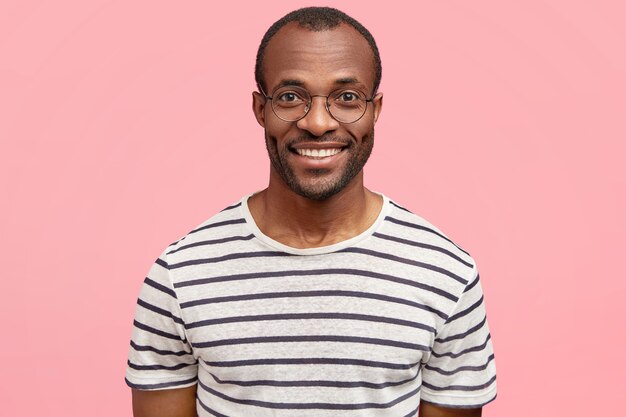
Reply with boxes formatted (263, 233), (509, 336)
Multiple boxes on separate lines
(288, 173), (357, 201)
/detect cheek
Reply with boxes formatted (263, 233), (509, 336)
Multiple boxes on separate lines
(265, 118), (293, 142)
(350, 121), (375, 141)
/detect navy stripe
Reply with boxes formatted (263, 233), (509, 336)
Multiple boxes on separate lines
(436, 316), (487, 343)
(125, 376), (197, 390)
(175, 268), (457, 302)
(127, 360), (196, 371)
(186, 312), (436, 334)
(200, 357), (420, 370)
(144, 277), (176, 298)
(425, 354), (495, 376)
(384, 216), (470, 256)
(447, 296), (484, 323)
(137, 298), (184, 325)
(155, 257), (168, 269)
(167, 234), (255, 255)
(130, 340), (191, 357)
(133, 320), (184, 341)
(422, 374), (496, 392)
(340, 247), (468, 285)
(390, 201), (412, 213)
(194, 335), (430, 351)
(464, 273), (480, 293)
(209, 369), (419, 389)
(168, 251), (289, 269)
(180, 290), (448, 320)
(402, 404), (420, 417)
(198, 378), (421, 410)
(189, 218), (246, 235)
(220, 202), (242, 212)
(431, 334), (491, 359)
(373, 232), (473, 268)
(197, 397), (231, 417)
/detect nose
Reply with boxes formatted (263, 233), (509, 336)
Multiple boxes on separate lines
(296, 96), (340, 137)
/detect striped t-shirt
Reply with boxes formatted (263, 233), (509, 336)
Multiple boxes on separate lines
(126, 194), (497, 416)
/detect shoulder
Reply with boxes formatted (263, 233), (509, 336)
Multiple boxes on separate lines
(371, 197), (479, 305)
(381, 198), (475, 270)
(162, 198), (250, 262)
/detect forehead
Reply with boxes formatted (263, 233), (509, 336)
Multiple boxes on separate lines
(263, 23), (375, 92)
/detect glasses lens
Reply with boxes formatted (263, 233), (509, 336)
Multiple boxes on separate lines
(271, 87), (309, 121)
(328, 90), (368, 123)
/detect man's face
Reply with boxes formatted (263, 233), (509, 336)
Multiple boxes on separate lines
(253, 23), (383, 201)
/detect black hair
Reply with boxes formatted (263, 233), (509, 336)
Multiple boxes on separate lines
(255, 7), (382, 94)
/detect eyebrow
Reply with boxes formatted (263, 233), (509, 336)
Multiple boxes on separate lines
(275, 79), (306, 89)
(272, 77), (367, 91)
(334, 77), (359, 85)
(334, 77), (369, 92)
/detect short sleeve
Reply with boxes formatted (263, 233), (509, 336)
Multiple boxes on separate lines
(125, 251), (198, 390)
(421, 266), (497, 408)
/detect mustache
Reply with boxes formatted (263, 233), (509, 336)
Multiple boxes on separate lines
(286, 134), (352, 148)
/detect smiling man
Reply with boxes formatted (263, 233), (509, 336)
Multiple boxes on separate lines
(126, 7), (497, 417)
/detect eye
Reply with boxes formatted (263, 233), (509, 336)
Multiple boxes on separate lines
(276, 90), (306, 104)
(338, 91), (357, 102)
(334, 90), (364, 104)
(278, 92), (296, 102)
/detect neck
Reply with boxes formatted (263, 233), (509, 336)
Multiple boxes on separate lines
(248, 172), (382, 249)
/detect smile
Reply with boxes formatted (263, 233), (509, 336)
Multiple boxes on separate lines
(295, 148), (343, 158)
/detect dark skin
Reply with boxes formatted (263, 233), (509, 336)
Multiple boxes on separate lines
(420, 401), (483, 417)
(131, 385), (196, 417)
(248, 25), (382, 248)
(249, 23), (384, 248)
(132, 23), (482, 417)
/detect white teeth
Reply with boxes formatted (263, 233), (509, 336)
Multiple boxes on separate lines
(296, 148), (341, 158)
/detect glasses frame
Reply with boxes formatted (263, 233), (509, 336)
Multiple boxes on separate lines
(260, 85), (375, 124)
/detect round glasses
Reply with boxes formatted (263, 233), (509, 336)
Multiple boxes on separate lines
(263, 86), (374, 124)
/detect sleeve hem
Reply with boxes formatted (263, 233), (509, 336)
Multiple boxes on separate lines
(125, 375), (198, 391)
(421, 383), (497, 408)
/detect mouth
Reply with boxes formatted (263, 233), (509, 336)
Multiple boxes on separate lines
(293, 147), (343, 159)
(289, 140), (349, 161)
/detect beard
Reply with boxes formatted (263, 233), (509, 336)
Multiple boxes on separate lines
(265, 131), (375, 201)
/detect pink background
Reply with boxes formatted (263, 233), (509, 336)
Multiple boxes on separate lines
(1, 1), (624, 415)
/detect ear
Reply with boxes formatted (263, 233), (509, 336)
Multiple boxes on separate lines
(252, 91), (266, 128)
(372, 92), (383, 124)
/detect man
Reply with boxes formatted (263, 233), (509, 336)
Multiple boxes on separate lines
(126, 7), (497, 417)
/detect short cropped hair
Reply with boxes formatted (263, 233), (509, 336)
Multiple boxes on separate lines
(255, 7), (382, 95)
